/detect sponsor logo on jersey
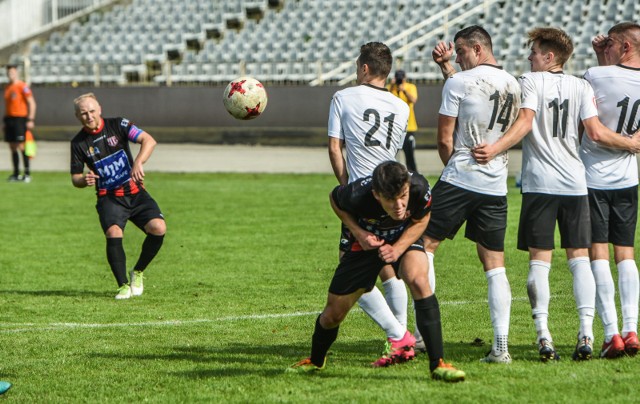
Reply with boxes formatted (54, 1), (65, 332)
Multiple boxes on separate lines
(121, 118), (130, 127)
(95, 149), (131, 190)
(93, 135), (105, 143)
(86, 146), (100, 157)
(107, 136), (119, 147)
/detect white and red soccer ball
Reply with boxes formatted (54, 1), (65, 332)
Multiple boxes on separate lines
(222, 76), (268, 120)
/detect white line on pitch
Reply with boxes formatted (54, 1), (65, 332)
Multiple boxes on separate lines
(0, 295), (534, 333)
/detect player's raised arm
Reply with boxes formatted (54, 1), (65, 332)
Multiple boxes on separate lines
(432, 41), (456, 79)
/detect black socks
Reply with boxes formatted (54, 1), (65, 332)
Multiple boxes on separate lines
(134, 234), (164, 271)
(106, 238), (127, 286)
(414, 294), (444, 372)
(310, 315), (339, 367)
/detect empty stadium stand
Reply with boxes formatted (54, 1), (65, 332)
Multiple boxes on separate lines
(4, 0), (640, 86)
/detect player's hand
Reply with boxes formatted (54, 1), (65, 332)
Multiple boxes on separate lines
(378, 244), (400, 264)
(592, 34), (607, 55)
(26, 120), (34, 130)
(131, 162), (145, 183)
(472, 143), (497, 165)
(356, 231), (384, 251)
(629, 130), (640, 154)
(432, 41), (454, 64)
(84, 170), (99, 186)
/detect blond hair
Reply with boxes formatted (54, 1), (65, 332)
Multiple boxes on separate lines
(73, 93), (98, 111)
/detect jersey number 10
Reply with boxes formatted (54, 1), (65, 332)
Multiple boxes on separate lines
(616, 96), (640, 134)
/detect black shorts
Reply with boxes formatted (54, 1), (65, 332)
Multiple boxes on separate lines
(328, 238), (425, 295)
(518, 193), (591, 251)
(588, 186), (638, 246)
(424, 181), (507, 251)
(95, 189), (164, 233)
(3, 117), (27, 143)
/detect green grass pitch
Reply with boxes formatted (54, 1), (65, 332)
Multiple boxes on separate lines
(0, 171), (638, 402)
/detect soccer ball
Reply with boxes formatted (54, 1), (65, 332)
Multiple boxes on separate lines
(222, 76), (268, 120)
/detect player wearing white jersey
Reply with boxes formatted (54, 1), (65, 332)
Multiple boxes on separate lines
(328, 42), (417, 367)
(473, 27), (640, 362)
(581, 22), (640, 359)
(328, 80), (409, 183)
(428, 25), (519, 364)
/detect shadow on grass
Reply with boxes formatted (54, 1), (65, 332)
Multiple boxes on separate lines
(86, 337), (581, 381)
(0, 289), (107, 298)
(445, 337), (582, 363)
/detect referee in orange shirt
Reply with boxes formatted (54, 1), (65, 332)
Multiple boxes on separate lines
(4, 64), (36, 182)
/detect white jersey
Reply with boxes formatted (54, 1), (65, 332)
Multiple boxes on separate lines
(328, 84), (409, 183)
(519, 72), (598, 195)
(439, 65), (521, 196)
(580, 65), (640, 189)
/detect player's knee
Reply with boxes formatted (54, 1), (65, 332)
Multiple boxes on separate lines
(320, 309), (346, 328)
(401, 268), (431, 297)
(105, 225), (123, 238)
(146, 219), (166, 236)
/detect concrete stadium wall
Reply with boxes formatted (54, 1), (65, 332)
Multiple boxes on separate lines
(5, 84), (444, 146)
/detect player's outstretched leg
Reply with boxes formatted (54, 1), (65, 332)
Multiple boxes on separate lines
(287, 315), (339, 373)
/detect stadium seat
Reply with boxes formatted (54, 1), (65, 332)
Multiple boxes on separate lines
(11, 0), (640, 85)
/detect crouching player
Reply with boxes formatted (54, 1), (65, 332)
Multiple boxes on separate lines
(287, 161), (465, 382)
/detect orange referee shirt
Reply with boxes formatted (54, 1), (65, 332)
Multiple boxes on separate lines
(4, 81), (32, 118)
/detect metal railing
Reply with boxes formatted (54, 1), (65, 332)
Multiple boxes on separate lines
(0, 0), (117, 50)
(310, 0), (500, 86)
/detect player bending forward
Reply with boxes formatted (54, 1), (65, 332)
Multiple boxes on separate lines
(288, 161), (465, 382)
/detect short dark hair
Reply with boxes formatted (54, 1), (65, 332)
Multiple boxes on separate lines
(5, 64), (18, 70)
(527, 27), (574, 66)
(608, 22), (640, 49)
(358, 42), (393, 79)
(454, 25), (493, 52)
(372, 161), (410, 200)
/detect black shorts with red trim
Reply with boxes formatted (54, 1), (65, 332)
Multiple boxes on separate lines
(95, 189), (164, 233)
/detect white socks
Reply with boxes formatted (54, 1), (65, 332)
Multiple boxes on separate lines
(382, 277), (408, 328)
(618, 259), (639, 335)
(528, 260), (551, 342)
(486, 267), (511, 354)
(427, 251), (436, 293)
(591, 259), (619, 340)
(569, 257), (596, 341)
(358, 286), (405, 340)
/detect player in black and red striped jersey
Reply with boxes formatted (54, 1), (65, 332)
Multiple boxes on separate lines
(70, 93), (166, 300)
(288, 161), (465, 382)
